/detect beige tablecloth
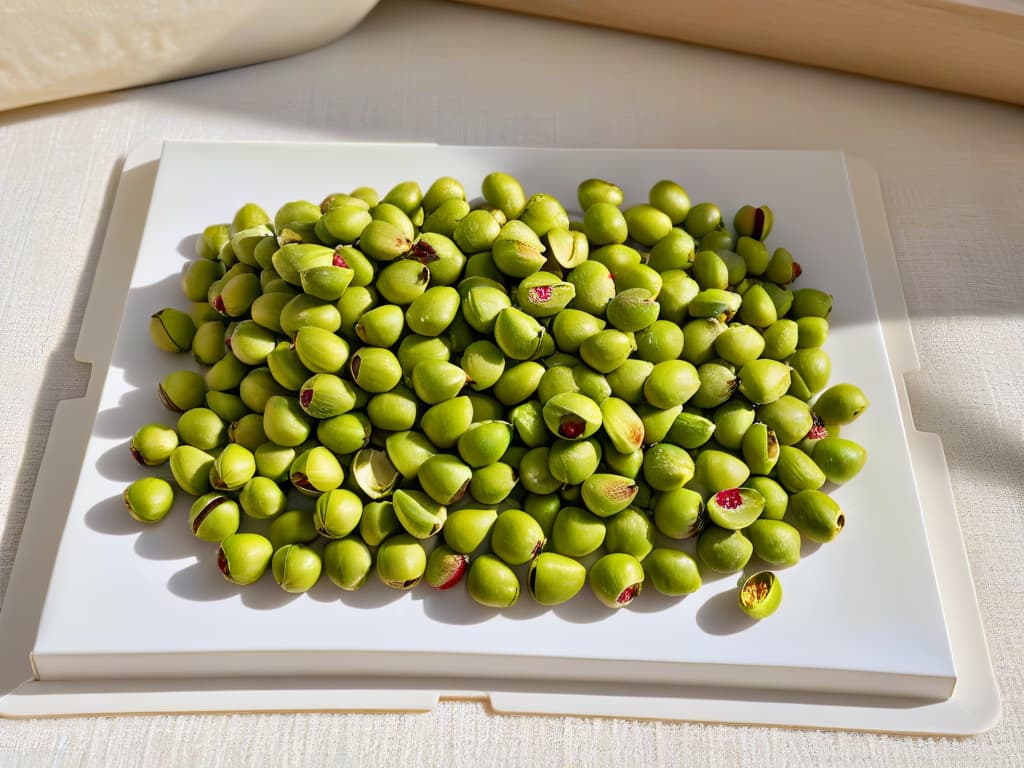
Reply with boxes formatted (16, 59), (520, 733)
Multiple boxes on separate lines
(1, 0), (1021, 764)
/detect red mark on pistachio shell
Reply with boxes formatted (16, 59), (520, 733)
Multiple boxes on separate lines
(559, 415), (585, 438)
(217, 548), (229, 576)
(753, 208), (766, 240)
(410, 241), (439, 263)
(806, 420), (827, 440)
(528, 285), (553, 303)
(617, 583), (641, 605)
(192, 496), (226, 534)
(332, 250), (349, 268)
(435, 554), (469, 590)
(291, 472), (315, 492)
(715, 489), (743, 509)
(213, 295), (226, 313)
(300, 388), (314, 409)
(792, 262), (803, 281)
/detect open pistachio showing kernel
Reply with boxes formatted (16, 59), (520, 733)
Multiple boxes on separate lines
(290, 445), (343, 496)
(516, 272), (576, 318)
(739, 571), (782, 619)
(542, 392), (602, 440)
(589, 552), (644, 608)
(425, 545), (469, 590)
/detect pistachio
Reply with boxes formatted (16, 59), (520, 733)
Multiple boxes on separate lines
(217, 533), (273, 585)
(290, 445), (343, 496)
(189, 492), (240, 541)
(123, 477), (175, 524)
(392, 489), (448, 539)
(376, 534), (427, 590)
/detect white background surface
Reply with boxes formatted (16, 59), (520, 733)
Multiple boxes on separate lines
(1, 0), (1022, 764)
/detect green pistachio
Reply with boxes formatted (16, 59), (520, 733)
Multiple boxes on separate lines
(376, 260), (431, 305)
(159, 370), (207, 413)
(739, 571), (782, 619)
(358, 501), (400, 547)
(653, 487), (705, 539)
(420, 396), (474, 449)
(280, 293), (342, 336)
(312, 488), (363, 539)
(467, 554), (520, 607)
(681, 317), (726, 366)
(577, 178), (624, 210)
(169, 445), (215, 496)
(666, 410), (716, 449)
(130, 423), (179, 466)
(322, 538), (373, 591)
(550, 505), (606, 558)
(518, 446), (562, 495)
(375, 534), (428, 590)
(217, 532), (273, 585)
(123, 477), (175, 524)
(385, 430), (437, 479)
(150, 308), (197, 353)
(268, 509), (319, 550)
(547, 438), (602, 485)
(813, 383), (870, 425)
(263, 395), (314, 447)
(642, 443), (695, 492)
(696, 525), (753, 573)
(757, 395), (814, 446)
(566, 260), (616, 317)
(694, 449), (750, 493)
(392, 489), (447, 539)
(542, 392), (602, 440)
(644, 548), (701, 596)
(581, 473), (638, 518)
(589, 552), (644, 608)
(189, 492), (240, 541)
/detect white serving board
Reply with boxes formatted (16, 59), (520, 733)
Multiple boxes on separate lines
(0, 142), (999, 733)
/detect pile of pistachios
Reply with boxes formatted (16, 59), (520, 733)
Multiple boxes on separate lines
(125, 172), (870, 619)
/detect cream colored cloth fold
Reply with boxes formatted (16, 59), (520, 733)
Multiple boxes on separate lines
(0, 0), (379, 111)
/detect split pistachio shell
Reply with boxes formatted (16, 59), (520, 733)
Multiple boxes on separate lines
(131, 423), (180, 465)
(217, 532), (273, 585)
(150, 308), (197, 352)
(272, 544), (322, 593)
(739, 571), (782, 619)
(392, 489), (448, 539)
(313, 488), (363, 539)
(189, 492), (240, 541)
(542, 392), (602, 440)
(351, 447), (400, 499)
(289, 445), (343, 496)
(385, 430), (437, 479)
(123, 477), (175, 524)
(589, 552), (644, 608)
(666, 410), (716, 450)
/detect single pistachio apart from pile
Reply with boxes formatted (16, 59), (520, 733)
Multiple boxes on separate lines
(130, 173), (869, 621)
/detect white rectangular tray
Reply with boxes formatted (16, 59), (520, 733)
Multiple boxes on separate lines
(0, 142), (999, 733)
